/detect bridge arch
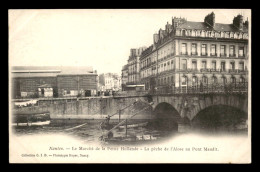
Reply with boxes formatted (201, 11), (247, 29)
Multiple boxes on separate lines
(191, 104), (248, 133)
(149, 102), (183, 131)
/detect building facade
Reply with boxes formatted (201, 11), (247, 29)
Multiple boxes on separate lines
(126, 47), (146, 85)
(98, 73), (122, 92)
(139, 13), (248, 92)
(11, 66), (98, 98)
(121, 64), (128, 90)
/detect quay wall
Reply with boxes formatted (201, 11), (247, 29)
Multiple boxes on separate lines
(12, 96), (153, 120)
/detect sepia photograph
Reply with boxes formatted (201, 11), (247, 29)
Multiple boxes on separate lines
(9, 9), (251, 163)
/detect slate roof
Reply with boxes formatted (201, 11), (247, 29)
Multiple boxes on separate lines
(177, 21), (248, 33)
(11, 66), (95, 78)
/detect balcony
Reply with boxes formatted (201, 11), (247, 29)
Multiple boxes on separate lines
(201, 53), (208, 56)
(191, 52), (198, 56)
(220, 53), (227, 57)
(210, 53), (217, 57)
(228, 69), (248, 74)
(238, 54), (245, 58)
(229, 54), (236, 57)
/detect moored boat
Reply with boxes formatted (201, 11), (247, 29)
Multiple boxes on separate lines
(118, 122), (148, 129)
(12, 111), (51, 126)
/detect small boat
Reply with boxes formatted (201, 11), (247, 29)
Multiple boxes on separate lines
(14, 99), (38, 107)
(100, 121), (148, 130)
(12, 111), (51, 126)
(118, 122), (148, 129)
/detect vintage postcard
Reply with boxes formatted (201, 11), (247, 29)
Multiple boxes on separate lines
(9, 9), (251, 163)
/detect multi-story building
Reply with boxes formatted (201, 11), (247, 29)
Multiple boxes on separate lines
(126, 47), (146, 85)
(11, 66), (98, 98)
(139, 12), (249, 92)
(121, 64), (128, 90)
(98, 73), (122, 91)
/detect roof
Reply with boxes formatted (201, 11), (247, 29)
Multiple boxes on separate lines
(177, 21), (248, 33)
(38, 84), (52, 88)
(11, 66), (95, 78)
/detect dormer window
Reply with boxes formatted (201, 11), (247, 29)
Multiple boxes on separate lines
(191, 30), (195, 37)
(230, 32), (234, 38)
(196, 30), (200, 37)
(225, 32), (229, 38)
(234, 32), (238, 39)
(201, 30), (205, 37)
(243, 33), (248, 39)
(182, 30), (186, 36)
(221, 32), (225, 38)
(239, 33), (243, 39)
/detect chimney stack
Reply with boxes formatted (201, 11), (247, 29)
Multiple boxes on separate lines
(233, 14), (244, 30)
(153, 33), (159, 43)
(204, 12), (215, 28)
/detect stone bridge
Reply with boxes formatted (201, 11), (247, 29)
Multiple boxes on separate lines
(150, 92), (248, 120)
(12, 92), (248, 131)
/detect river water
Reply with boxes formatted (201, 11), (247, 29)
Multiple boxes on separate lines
(12, 118), (248, 146)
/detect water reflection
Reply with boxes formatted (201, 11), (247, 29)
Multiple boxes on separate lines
(12, 118), (248, 146)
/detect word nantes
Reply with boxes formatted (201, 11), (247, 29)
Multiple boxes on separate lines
(49, 146), (95, 151)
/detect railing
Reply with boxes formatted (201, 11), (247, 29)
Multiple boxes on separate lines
(175, 68), (248, 74)
(149, 83), (248, 95)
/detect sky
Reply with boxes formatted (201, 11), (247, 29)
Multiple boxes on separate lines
(9, 9), (251, 75)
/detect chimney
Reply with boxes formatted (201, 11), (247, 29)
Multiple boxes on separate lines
(172, 17), (186, 29)
(233, 14), (244, 30)
(204, 12), (215, 28)
(153, 33), (159, 43)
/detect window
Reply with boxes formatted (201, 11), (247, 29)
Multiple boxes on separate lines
(182, 30), (186, 36)
(221, 62), (226, 71)
(171, 76), (174, 83)
(202, 61), (207, 69)
(182, 43), (187, 55)
(211, 45), (216, 56)
(192, 61), (197, 70)
(222, 77), (227, 85)
(239, 62), (244, 70)
(230, 45), (235, 56)
(181, 59), (187, 70)
(191, 30), (195, 36)
(192, 76), (197, 86)
(221, 32), (225, 38)
(240, 77), (245, 83)
(212, 61), (216, 70)
(231, 77), (236, 84)
(212, 76), (218, 84)
(201, 44), (207, 56)
(230, 62), (235, 70)
(201, 31), (205, 37)
(192, 43), (197, 55)
(202, 76), (208, 85)
(230, 32), (234, 38)
(220, 45), (226, 56)
(181, 76), (187, 85)
(239, 47), (244, 57)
